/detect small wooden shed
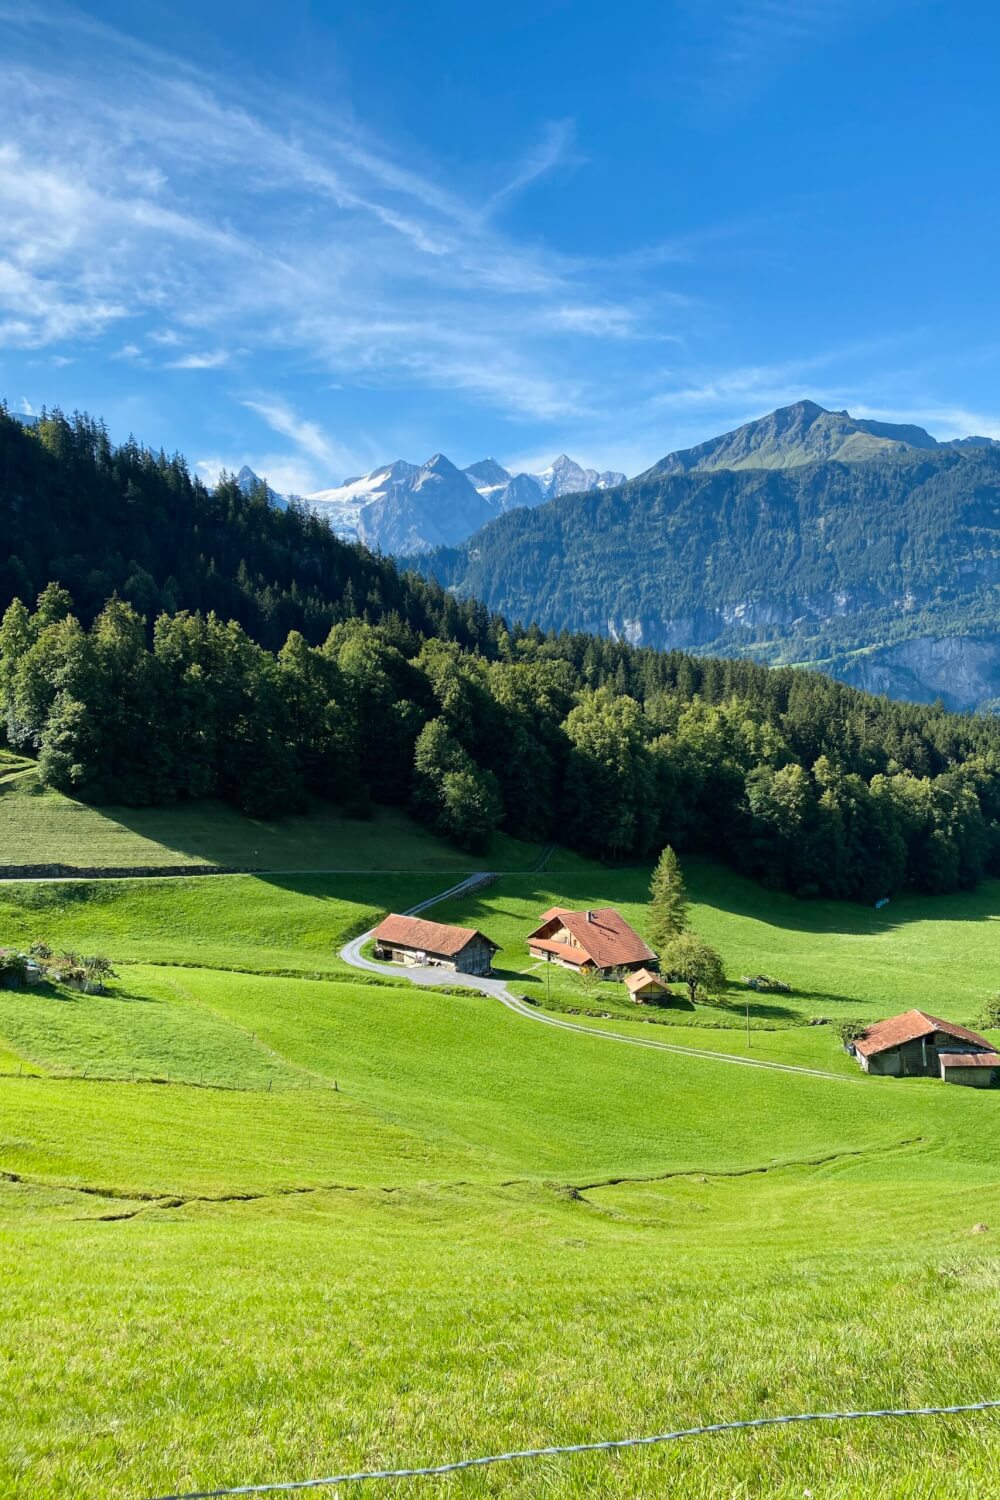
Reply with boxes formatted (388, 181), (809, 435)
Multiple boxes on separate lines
(624, 968), (668, 1004)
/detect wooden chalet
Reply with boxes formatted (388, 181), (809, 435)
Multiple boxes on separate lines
(623, 967), (668, 1003)
(850, 1009), (999, 1086)
(373, 915), (499, 976)
(526, 907), (656, 977)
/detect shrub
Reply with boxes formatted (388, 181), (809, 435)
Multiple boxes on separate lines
(0, 952), (28, 988)
(978, 995), (1000, 1031)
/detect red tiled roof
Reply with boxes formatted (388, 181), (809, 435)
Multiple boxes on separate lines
(625, 967), (666, 993)
(939, 1053), (1000, 1068)
(528, 937), (589, 966)
(526, 907), (656, 969)
(373, 914), (497, 958)
(538, 906), (572, 923)
(854, 1009), (993, 1059)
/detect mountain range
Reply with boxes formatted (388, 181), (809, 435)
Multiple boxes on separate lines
(412, 401), (1000, 711)
(237, 452), (625, 554)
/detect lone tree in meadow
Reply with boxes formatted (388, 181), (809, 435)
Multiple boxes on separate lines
(649, 845), (689, 949)
(661, 933), (726, 1007)
(82, 955), (118, 989)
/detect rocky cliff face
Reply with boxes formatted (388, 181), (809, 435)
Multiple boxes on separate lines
(838, 636), (1000, 711)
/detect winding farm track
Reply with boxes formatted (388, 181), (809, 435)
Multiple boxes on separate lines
(339, 873), (855, 1084)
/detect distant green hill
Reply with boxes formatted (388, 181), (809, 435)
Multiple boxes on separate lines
(416, 402), (1000, 710)
(640, 398), (947, 475)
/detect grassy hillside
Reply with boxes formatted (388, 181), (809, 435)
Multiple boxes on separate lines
(4, 848), (1000, 1496)
(0, 770), (555, 873)
(0, 872), (442, 973)
(428, 859), (1000, 1033)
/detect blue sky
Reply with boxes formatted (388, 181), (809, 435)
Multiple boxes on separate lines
(2, 0), (999, 491)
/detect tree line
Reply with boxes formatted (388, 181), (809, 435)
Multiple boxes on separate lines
(4, 404), (1000, 901)
(4, 584), (1000, 901)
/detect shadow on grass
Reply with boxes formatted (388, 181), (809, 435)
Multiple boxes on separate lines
(5, 980), (79, 1005)
(429, 864), (1000, 940)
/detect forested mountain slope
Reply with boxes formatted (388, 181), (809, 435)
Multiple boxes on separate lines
(416, 403), (1000, 710)
(0, 407), (496, 654)
(4, 404), (1000, 903)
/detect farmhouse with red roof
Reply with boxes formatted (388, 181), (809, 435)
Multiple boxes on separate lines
(526, 906), (656, 977)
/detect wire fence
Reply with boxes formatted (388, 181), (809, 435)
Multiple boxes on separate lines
(147, 1399), (1000, 1499)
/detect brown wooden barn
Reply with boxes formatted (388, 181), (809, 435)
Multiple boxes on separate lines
(850, 1009), (999, 1086)
(372, 915), (498, 976)
(526, 907), (656, 977)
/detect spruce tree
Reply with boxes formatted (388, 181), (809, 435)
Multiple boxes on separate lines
(649, 844), (689, 949)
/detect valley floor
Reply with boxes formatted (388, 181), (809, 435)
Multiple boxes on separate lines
(3, 830), (1000, 1496)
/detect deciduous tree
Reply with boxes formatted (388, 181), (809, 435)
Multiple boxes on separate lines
(661, 933), (727, 1006)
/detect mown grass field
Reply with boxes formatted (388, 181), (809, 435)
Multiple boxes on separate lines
(0, 871), (443, 975)
(3, 828), (1000, 1497)
(0, 768), (557, 873)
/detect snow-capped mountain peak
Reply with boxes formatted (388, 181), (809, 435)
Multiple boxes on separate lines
(229, 447), (629, 554)
(234, 465), (288, 511)
(463, 457), (511, 488)
(533, 454), (627, 497)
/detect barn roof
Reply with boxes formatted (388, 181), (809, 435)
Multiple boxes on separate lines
(373, 914), (498, 958)
(854, 1009), (993, 1059)
(526, 907), (656, 969)
(939, 1052), (1000, 1068)
(625, 967), (666, 993)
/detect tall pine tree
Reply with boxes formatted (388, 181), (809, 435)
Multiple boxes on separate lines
(649, 844), (689, 949)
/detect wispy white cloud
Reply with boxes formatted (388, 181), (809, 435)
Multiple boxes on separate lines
(239, 396), (369, 487)
(0, 8), (658, 430)
(484, 119), (581, 216)
(676, 0), (912, 111)
(194, 452), (336, 497)
(166, 350), (230, 370)
(0, 0), (961, 484)
(852, 403), (1000, 441)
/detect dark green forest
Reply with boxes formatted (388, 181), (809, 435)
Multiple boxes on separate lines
(4, 405), (1000, 903)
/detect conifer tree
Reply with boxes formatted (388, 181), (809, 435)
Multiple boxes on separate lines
(649, 844), (689, 948)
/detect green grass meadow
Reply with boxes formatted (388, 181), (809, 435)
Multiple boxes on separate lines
(431, 859), (1000, 1037)
(3, 822), (1000, 1496)
(0, 770), (551, 873)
